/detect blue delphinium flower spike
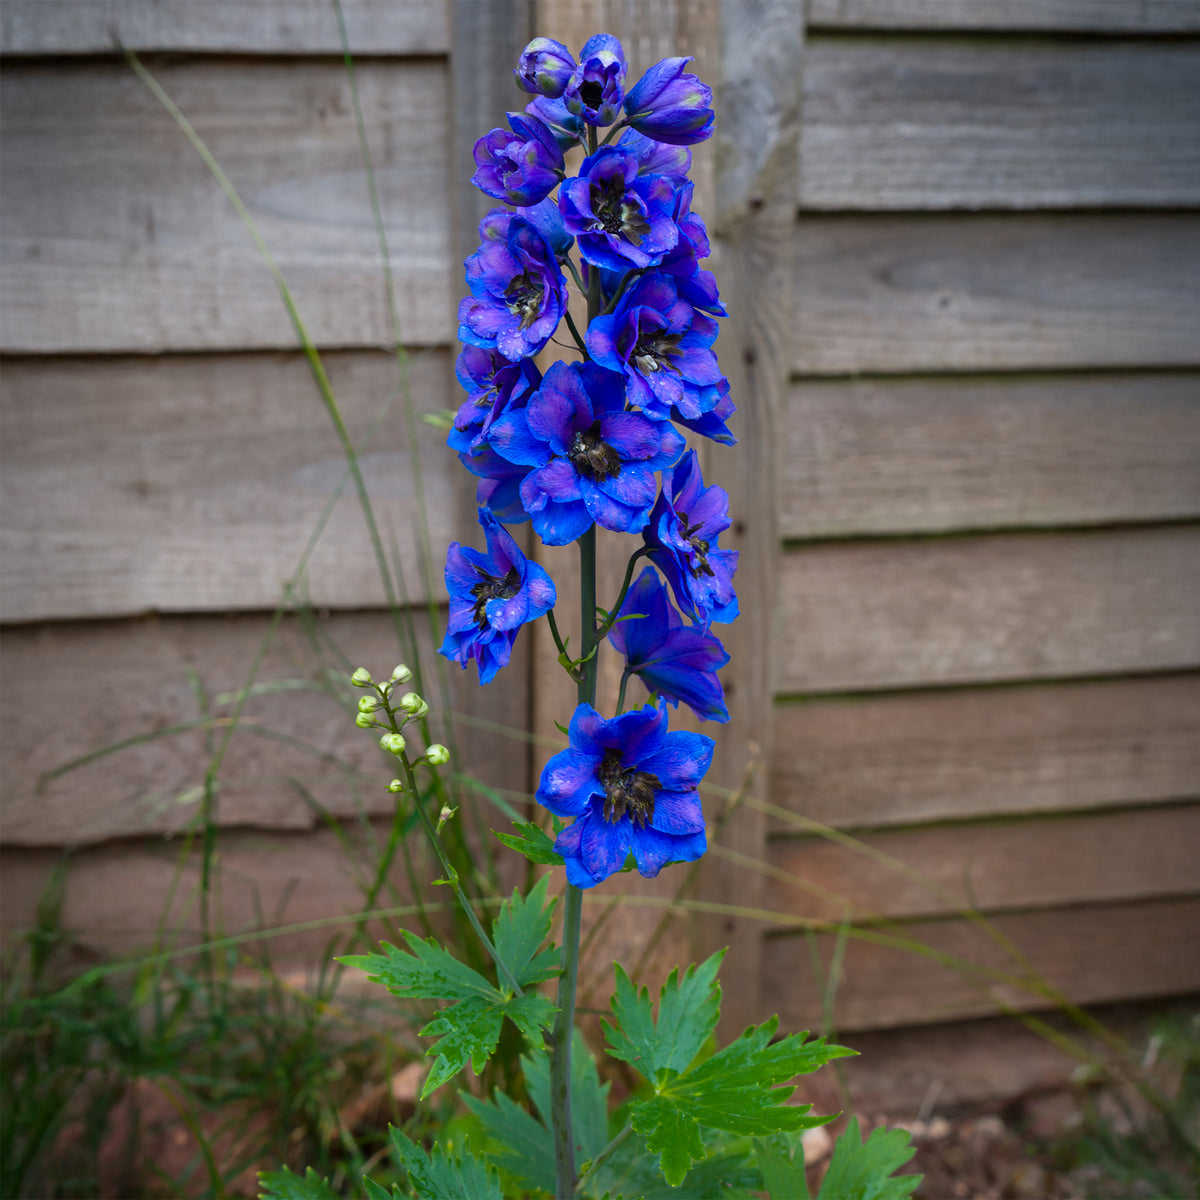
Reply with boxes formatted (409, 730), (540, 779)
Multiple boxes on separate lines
(610, 567), (730, 722)
(537, 701), (712, 888)
(439, 508), (556, 684)
(448, 348), (541, 454)
(645, 449), (738, 624)
(563, 33), (627, 126)
(472, 111), (565, 207)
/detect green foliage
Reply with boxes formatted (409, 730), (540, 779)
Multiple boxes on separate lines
(493, 820), (564, 866)
(814, 1118), (921, 1200)
(491, 877), (561, 988)
(753, 1130), (811, 1200)
(383, 1125), (503, 1200)
(258, 1165), (343, 1200)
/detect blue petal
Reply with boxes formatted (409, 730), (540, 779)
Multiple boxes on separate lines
(648, 789), (705, 835)
(536, 748), (601, 817)
(581, 810), (632, 881)
(640, 731), (715, 789)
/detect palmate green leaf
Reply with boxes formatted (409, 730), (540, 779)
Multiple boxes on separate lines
(386, 1125), (502, 1200)
(816, 1118), (921, 1200)
(754, 1131), (810, 1200)
(257, 1165), (341, 1200)
(340, 933), (495, 1004)
(491, 875), (560, 988)
(630, 1017), (856, 1186)
(603, 950), (724, 1082)
(607, 1137), (764, 1200)
(494, 819), (564, 866)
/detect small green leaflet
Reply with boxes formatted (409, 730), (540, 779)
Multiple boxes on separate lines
(753, 1131), (810, 1200)
(494, 819), (564, 865)
(603, 950), (724, 1082)
(338, 880), (559, 1098)
(257, 1166), (341, 1200)
(629, 1016), (856, 1186)
(815, 1117), (921, 1200)
(385, 1125), (503, 1200)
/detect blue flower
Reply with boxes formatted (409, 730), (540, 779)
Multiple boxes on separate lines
(472, 112), (565, 207)
(457, 444), (530, 524)
(439, 508), (556, 684)
(559, 145), (679, 272)
(624, 56), (714, 145)
(610, 567), (730, 722)
(448, 348), (541, 455)
(458, 210), (567, 362)
(585, 272), (725, 424)
(617, 128), (692, 179)
(645, 450), (738, 624)
(563, 33), (627, 126)
(538, 701), (712, 888)
(524, 95), (585, 151)
(514, 37), (576, 97)
(486, 361), (685, 545)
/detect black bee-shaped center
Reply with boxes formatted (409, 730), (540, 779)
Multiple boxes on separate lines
(504, 269), (543, 331)
(597, 748), (660, 828)
(569, 419), (622, 483)
(589, 174), (651, 246)
(632, 331), (684, 376)
(470, 566), (521, 629)
(676, 512), (716, 578)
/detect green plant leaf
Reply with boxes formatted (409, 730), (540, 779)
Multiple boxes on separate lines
(490, 876), (560, 988)
(257, 1165), (341, 1200)
(754, 1131), (810, 1200)
(493, 821), (564, 866)
(603, 950), (724, 1081)
(361, 1177), (400, 1200)
(525, 1030), (611, 1165)
(387, 1125), (503, 1200)
(816, 1118), (921, 1200)
(629, 1018), (854, 1186)
(340, 933), (495, 1003)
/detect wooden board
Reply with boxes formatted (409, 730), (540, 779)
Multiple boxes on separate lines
(0, 0), (450, 54)
(0, 59), (452, 353)
(799, 38), (1200, 210)
(769, 674), (1200, 831)
(763, 896), (1200, 1031)
(1, 350), (461, 620)
(790, 215), (1200, 375)
(783, 372), (1200, 538)
(764, 803), (1200, 922)
(0, 610), (532, 847)
(778, 526), (1200, 693)
(806, 0), (1200, 32)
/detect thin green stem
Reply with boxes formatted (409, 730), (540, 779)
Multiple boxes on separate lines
(615, 668), (631, 717)
(596, 547), (648, 639)
(598, 119), (629, 148)
(546, 608), (574, 675)
(562, 308), (589, 356)
(564, 255), (588, 296)
(575, 1122), (632, 1194)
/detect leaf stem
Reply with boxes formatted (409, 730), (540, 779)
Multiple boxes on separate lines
(596, 547), (648, 640)
(575, 1122), (632, 1194)
(615, 668), (631, 717)
(562, 308), (589, 357)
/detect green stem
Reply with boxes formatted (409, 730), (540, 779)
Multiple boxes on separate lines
(596, 547), (648, 640)
(615, 668), (631, 717)
(562, 308), (589, 357)
(575, 1122), (632, 1194)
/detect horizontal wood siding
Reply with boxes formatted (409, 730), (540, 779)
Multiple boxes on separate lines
(800, 38), (1200, 210)
(0, 59), (453, 353)
(806, 1), (1200, 33)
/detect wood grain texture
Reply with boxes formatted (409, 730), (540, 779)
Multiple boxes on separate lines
(0, 59), (452, 353)
(783, 372), (1200, 538)
(790, 215), (1200, 375)
(0, 0), (450, 54)
(763, 896), (1200, 1031)
(807, 0), (1200, 33)
(770, 674), (1200, 831)
(765, 803), (1200, 922)
(778, 526), (1200, 693)
(0, 611), (531, 847)
(1, 351), (459, 620)
(799, 38), (1200, 210)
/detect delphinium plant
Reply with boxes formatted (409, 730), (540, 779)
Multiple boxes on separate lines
(261, 34), (920, 1200)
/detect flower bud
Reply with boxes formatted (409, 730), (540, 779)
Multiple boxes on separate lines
(514, 37), (576, 98)
(436, 804), (458, 833)
(425, 744), (451, 766)
(623, 56), (714, 146)
(391, 664), (413, 684)
(354, 711), (376, 729)
(387, 778), (404, 794)
(357, 695), (379, 713)
(398, 692), (428, 716)
(379, 732), (407, 756)
(351, 667), (373, 687)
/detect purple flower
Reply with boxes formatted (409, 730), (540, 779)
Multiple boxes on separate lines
(617, 128), (692, 180)
(439, 509), (556, 685)
(563, 33), (627, 126)
(448, 348), (541, 454)
(624, 56), (714, 145)
(524, 95), (585, 151)
(538, 701), (712, 888)
(514, 37), (576, 97)
(658, 180), (727, 317)
(673, 377), (737, 446)
(610, 568), (730, 722)
(458, 210), (567, 362)
(559, 146), (679, 272)
(458, 444), (530, 524)
(586, 272), (725, 424)
(486, 361), (685, 546)
(472, 112), (564, 207)
(645, 450), (738, 625)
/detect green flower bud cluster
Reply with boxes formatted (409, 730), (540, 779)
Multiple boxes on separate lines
(347, 666), (450, 788)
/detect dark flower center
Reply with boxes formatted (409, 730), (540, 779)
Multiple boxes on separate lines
(579, 80), (604, 110)
(632, 331), (684, 375)
(568, 419), (622, 482)
(597, 747), (660, 828)
(504, 270), (543, 330)
(677, 512), (716, 577)
(470, 566), (521, 629)
(589, 174), (651, 246)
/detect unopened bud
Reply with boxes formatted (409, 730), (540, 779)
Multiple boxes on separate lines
(391, 664), (413, 683)
(354, 711), (376, 729)
(426, 744), (450, 766)
(357, 695), (379, 713)
(398, 692), (428, 717)
(351, 667), (373, 687)
(436, 804), (458, 833)
(379, 732), (407, 756)
(387, 778), (404, 794)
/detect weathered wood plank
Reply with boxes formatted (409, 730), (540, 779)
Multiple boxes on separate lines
(0, 351), (460, 619)
(778, 526), (1200, 693)
(783, 372), (1200, 538)
(770, 674), (1200, 831)
(790, 215), (1200, 375)
(807, 0), (1200, 33)
(799, 38), (1200, 210)
(0, 59), (452, 353)
(765, 803), (1200, 922)
(763, 897), (1200, 1031)
(0, 610), (531, 847)
(0, 0), (450, 55)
